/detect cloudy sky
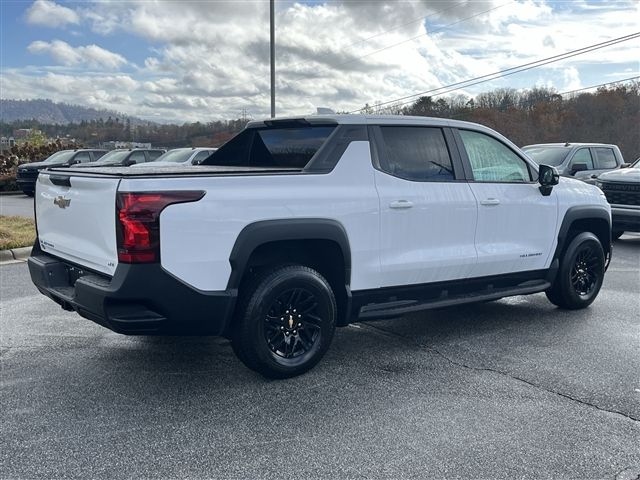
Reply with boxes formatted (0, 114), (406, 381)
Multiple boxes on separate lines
(0, 0), (638, 123)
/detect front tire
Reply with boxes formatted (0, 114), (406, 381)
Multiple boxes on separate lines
(545, 232), (605, 309)
(232, 265), (336, 379)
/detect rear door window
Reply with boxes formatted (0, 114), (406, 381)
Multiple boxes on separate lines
(593, 148), (617, 169)
(378, 127), (455, 181)
(202, 126), (336, 168)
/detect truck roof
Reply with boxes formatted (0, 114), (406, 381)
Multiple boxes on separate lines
(523, 143), (619, 148)
(247, 114), (490, 131)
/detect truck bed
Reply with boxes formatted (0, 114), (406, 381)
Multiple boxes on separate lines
(47, 164), (302, 177)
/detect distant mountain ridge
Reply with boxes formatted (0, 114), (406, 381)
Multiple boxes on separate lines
(0, 99), (149, 125)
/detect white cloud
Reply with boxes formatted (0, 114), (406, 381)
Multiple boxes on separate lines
(25, 0), (79, 28)
(27, 40), (127, 69)
(562, 67), (582, 91)
(6, 0), (640, 122)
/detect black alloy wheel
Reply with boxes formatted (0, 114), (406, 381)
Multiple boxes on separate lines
(232, 265), (336, 378)
(264, 287), (323, 361)
(570, 245), (600, 297)
(545, 231), (604, 309)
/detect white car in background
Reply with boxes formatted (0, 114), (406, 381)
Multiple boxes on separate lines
(134, 147), (217, 167)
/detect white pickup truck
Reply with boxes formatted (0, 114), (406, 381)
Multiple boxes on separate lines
(28, 115), (612, 378)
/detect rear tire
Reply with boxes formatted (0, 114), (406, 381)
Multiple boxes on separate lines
(545, 232), (604, 310)
(231, 265), (336, 379)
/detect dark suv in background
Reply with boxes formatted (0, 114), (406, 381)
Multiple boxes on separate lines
(596, 157), (640, 239)
(16, 149), (107, 196)
(522, 143), (626, 184)
(76, 149), (166, 168)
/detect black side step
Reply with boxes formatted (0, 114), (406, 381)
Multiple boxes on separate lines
(358, 280), (550, 320)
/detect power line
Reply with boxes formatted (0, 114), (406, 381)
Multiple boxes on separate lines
(448, 75), (640, 118)
(350, 31), (640, 112)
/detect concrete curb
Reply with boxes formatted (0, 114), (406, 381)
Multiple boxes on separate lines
(0, 191), (23, 196)
(0, 246), (31, 264)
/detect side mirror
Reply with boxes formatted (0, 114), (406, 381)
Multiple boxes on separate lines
(538, 164), (559, 196)
(570, 163), (587, 175)
(68, 159), (80, 165)
(620, 163), (630, 169)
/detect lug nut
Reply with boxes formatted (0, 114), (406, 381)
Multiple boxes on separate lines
(297, 323), (302, 327)
(292, 330), (297, 335)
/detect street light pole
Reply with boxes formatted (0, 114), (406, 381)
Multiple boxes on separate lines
(270, 0), (276, 118)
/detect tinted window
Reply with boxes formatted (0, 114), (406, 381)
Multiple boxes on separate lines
(459, 130), (531, 182)
(192, 151), (212, 164)
(74, 152), (91, 163)
(129, 151), (146, 164)
(93, 151), (106, 160)
(378, 127), (454, 181)
(593, 148), (617, 169)
(570, 148), (594, 170)
(147, 150), (164, 161)
(203, 126), (335, 168)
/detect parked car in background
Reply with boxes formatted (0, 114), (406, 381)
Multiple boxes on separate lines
(133, 147), (217, 168)
(16, 149), (107, 196)
(596, 159), (640, 239)
(522, 143), (625, 184)
(76, 149), (166, 168)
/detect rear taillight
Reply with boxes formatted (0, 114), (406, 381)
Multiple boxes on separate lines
(116, 191), (204, 263)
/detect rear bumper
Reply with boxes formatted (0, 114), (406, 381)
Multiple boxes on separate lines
(611, 206), (640, 232)
(28, 244), (237, 335)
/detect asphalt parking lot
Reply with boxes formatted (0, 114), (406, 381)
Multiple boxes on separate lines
(1, 236), (639, 479)
(0, 194), (34, 218)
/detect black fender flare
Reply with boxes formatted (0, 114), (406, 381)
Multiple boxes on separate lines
(226, 218), (352, 290)
(553, 205), (611, 262)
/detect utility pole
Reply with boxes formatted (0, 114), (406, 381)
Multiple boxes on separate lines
(270, 0), (276, 118)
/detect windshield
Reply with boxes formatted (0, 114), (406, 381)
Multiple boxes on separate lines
(522, 146), (570, 167)
(153, 149), (193, 163)
(42, 150), (75, 164)
(93, 150), (130, 165)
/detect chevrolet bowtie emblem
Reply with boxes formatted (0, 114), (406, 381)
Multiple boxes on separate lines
(53, 196), (71, 209)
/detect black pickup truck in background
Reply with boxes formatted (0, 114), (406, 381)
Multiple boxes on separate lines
(596, 158), (640, 239)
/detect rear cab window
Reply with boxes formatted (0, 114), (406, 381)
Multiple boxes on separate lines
(202, 124), (336, 169)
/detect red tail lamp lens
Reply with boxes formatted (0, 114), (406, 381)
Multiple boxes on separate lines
(116, 191), (204, 263)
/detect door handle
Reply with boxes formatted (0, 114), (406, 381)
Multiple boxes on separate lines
(480, 198), (500, 206)
(389, 200), (414, 209)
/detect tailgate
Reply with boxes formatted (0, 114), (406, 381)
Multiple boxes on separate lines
(36, 172), (120, 276)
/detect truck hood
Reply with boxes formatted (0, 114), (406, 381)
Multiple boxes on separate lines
(597, 167), (640, 183)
